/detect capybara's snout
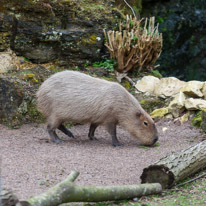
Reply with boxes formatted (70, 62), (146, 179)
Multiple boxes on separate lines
(142, 134), (158, 146)
(152, 135), (158, 145)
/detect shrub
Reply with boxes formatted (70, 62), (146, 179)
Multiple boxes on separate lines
(103, 15), (163, 74)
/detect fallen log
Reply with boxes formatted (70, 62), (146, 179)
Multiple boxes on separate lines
(19, 171), (161, 206)
(0, 188), (19, 206)
(140, 140), (206, 189)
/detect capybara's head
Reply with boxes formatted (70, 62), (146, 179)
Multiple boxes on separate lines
(122, 110), (158, 146)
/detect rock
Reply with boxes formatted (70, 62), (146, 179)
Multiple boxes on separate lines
(135, 76), (160, 93)
(179, 112), (190, 124)
(185, 98), (206, 110)
(150, 108), (169, 119)
(202, 82), (206, 99)
(201, 110), (206, 131)
(192, 111), (202, 128)
(181, 80), (204, 97)
(135, 91), (168, 113)
(162, 127), (168, 132)
(1, 188), (19, 206)
(0, 52), (17, 73)
(165, 113), (173, 119)
(0, 75), (43, 127)
(168, 92), (186, 118)
(154, 77), (186, 98)
(177, 111), (194, 124)
(0, 0), (120, 66)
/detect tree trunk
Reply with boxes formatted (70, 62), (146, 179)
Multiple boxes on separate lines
(22, 171), (162, 206)
(140, 140), (206, 189)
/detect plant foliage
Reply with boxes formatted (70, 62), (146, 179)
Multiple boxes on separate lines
(103, 15), (163, 74)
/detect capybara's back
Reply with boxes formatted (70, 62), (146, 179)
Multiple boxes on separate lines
(36, 71), (158, 146)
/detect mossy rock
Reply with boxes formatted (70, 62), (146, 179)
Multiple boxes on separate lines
(192, 111), (202, 128)
(0, 0), (122, 66)
(0, 73), (44, 127)
(10, 65), (55, 88)
(140, 98), (165, 113)
(150, 108), (169, 120)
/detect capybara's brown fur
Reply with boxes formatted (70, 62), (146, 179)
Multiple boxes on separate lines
(36, 71), (158, 146)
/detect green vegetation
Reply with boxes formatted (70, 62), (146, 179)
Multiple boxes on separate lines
(93, 59), (117, 72)
(151, 70), (162, 78)
(192, 111), (202, 128)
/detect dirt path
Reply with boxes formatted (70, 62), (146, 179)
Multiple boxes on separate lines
(0, 119), (203, 200)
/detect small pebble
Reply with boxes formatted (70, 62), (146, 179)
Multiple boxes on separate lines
(133, 197), (138, 201)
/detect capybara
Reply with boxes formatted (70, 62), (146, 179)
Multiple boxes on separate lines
(36, 71), (158, 146)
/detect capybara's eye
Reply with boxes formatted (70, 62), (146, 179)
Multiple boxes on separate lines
(144, 121), (148, 126)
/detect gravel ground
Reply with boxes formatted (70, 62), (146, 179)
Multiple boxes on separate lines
(0, 119), (204, 200)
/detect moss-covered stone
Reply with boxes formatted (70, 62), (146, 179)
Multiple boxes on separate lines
(122, 80), (132, 90)
(0, 0), (122, 66)
(0, 65), (54, 127)
(192, 111), (202, 128)
(139, 99), (165, 113)
(150, 108), (169, 120)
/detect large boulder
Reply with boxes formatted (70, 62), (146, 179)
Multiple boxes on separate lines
(168, 92), (186, 118)
(181, 81), (204, 98)
(0, 51), (17, 73)
(185, 98), (206, 110)
(135, 76), (160, 93)
(202, 82), (206, 99)
(0, 0), (121, 66)
(0, 65), (51, 127)
(150, 108), (169, 119)
(153, 77), (186, 98)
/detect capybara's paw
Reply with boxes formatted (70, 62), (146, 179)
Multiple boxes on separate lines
(51, 138), (64, 143)
(89, 136), (98, 141)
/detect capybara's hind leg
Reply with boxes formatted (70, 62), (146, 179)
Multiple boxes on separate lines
(88, 123), (98, 140)
(47, 125), (63, 143)
(58, 124), (74, 138)
(106, 123), (123, 147)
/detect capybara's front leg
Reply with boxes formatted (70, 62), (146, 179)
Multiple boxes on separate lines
(106, 123), (123, 147)
(47, 125), (63, 143)
(88, 123), (98, 140)
(58, 124), (75, 138)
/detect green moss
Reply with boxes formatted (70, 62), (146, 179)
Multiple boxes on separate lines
(82, 34), (97, 45)
(151, 70), (162, 78)
(0, 32), (11, 50)
(102, 76), (116, 82)
(140, 99), (164, 113)
(122, 81), (131, 90)
(27, 100), (45, 122)
(0, 115), (22, 129)
(150, 108), (169, 119)
(59, 0), (72, 3)
(192, 111), (202, 128)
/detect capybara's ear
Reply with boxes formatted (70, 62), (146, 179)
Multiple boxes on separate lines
(140, 113), (145, 120)
(136, 111), (142, 118)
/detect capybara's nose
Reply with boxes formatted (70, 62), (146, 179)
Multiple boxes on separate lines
(152, 136), (158, 145)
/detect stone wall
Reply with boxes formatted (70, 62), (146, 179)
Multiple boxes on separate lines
(0, 0), (122, 66)
(135, 76), (206, 123)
